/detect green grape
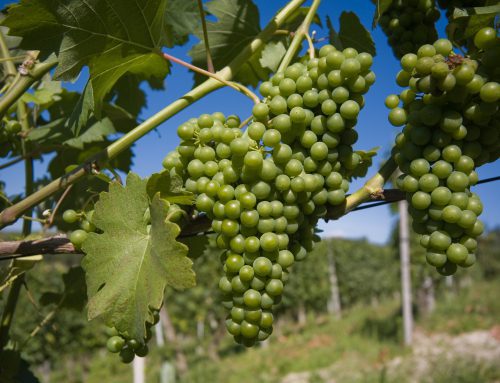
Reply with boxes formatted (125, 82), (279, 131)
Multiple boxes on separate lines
(120, 348), (135, 364)
(437, 261), (457, 276)
(473, 27), (498, 50)
(63, 209), (79, 224)
(389, 108), (407, 126)
(385, 94), (400, 109)
(253, 103), (269, 121)
(70, 230), (88, 250)
(107, 336), (125, 353)
(253, 257), (272, 277)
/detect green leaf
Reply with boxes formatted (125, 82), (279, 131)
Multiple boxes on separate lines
(326, 15), (343, 51)
(338, 12), (376, 56)
(189, 0), (267, 87)
(352, 146), (380, 179)
(0, 350), (40, 383)
(67, 82), (94, 136)
(371, 0), (393, 28)
(259, 40), (287, 72)
(106, 75), (147, 118)
(179, 235), (210, 260)
(0, 256), (42, 294)
(147, 171), (194, 205)
(452, 4), (500, 18)
(39, 267), (87, 311)
(21, 81), (62, 109)
(2, 0), (170, 113)
(447, 4), (498, 42)
(164, 0), (199, 47)
(82, 173), (195, 340)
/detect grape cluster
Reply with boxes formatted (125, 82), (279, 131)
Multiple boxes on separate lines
(388, 31), (499, 275)
(104, 311), (158, 363)
(63, 209), (96, 250)
(378, 0), (440, 58)
(163, 44), (375, 345)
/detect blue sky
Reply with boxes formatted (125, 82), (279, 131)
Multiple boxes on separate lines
(0, 0), (498, 243)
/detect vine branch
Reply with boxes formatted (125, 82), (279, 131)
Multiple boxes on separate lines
(5, 171), (500, 258)
(277, 0), (322, 72)
(0, 187), (406, 259)
(327, 158), (398, 219)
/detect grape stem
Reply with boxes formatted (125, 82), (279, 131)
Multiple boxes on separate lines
(161, 52), (260, 104)
(45, 184), (74, 228)
(0, 0), (307, 229)
(277, 0), (322, 73)
(196, 0), (215, 73)
(305, 32), (315, 59)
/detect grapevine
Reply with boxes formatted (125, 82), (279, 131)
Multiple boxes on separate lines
(0, 0), (498, 373)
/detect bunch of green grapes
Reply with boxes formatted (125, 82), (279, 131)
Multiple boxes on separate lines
(164, 112), (285, 346)
(163, 43), (375, 346)
(104, 310), (159, 363)
(63, 209), (96, 250)
(387, 30), (499, 275)
(378, 0), (440, 58)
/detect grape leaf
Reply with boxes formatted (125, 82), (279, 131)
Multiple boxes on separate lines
(0, 350), (40, 383)
(326, 16), (343, 51)
(1, 0), (170, 114)
(447, 3), (499, 42)
(21, 81), (62, 109)
(81, 173), (195, 340)
(371, 0), (394, 28)
(180, 235), (210, 260)
(259, 40), (287, 72)
(39, 267), (87, 311)
(67, 82), (94, 136)
(284, 6), (322, 31)
(106, 75), (147, 118)
(164, 0), (199, 47)
(338, 12), (376, 56)
(147, 171), (194, 205)
(189, 0), (268, 87)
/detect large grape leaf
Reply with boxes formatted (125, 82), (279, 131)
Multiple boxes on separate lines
(338, 12), (376, 56)
(81, 173), (195, 340)
(164, 0), (199, 47)
(259, 40), (287, 72)
(189, 0), (268, 87)
(1, 0), (170, 113)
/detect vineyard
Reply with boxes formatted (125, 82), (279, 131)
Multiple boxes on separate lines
(0, 0), (498, 381)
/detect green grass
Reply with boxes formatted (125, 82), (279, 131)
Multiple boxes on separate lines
(69, 279), (500, 383)
(424, 280), (500, 334)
